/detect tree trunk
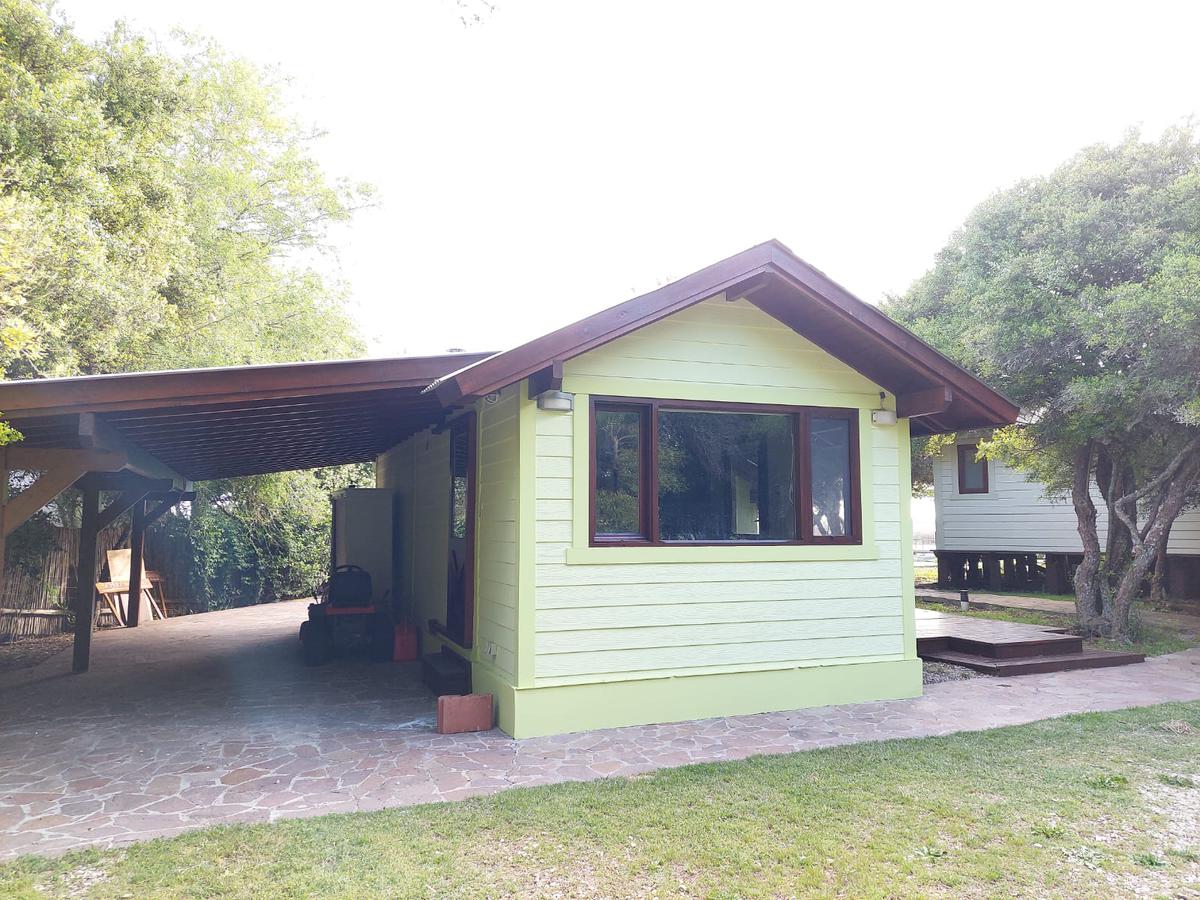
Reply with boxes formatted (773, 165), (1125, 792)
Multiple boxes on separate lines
(1095, 447), (1134, 569)
(1106, 446), (1200, 640)
(1071, 442), (1108, 636)
(1149, 532), (1169, 607)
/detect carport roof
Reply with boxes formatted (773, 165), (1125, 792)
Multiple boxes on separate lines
(0, 353), (493, 481)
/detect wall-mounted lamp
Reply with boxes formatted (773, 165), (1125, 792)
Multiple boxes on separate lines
(871, 391), (897, 426)
(536, 390), (574, 412)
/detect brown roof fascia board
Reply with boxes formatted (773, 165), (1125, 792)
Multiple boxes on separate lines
(433, 243), (781, 403)
(432, 239), (1018, 433)
(760, 250), (1018, 425)
(0, 352), (495, 419)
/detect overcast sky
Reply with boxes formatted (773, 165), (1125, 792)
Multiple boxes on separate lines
(66, 0), (1200, 358)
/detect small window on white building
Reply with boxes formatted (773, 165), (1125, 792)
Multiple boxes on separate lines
(957, 444), (988, 494)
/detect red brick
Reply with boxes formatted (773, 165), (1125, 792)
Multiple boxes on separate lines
(436, 693), (494, 734)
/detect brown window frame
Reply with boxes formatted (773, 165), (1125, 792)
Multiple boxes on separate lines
(589, 397), (862, 547)
(957, 443), (989, 494)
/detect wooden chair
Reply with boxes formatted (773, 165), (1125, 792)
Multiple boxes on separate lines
(93, 581), (128, 627)
(98, 549), (167, 625)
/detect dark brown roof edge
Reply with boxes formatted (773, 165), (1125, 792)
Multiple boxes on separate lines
(429, 242), (781, 403)
(764, 246), (1019, 426)
(432, 240), (1019, 428)
(0, 351), (496, 418)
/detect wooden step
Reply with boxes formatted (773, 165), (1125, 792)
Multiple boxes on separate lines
(948, 633), (1083, 659)
(421, 649), (471, 695)
(921, 648), (1145, 676)
(916, 633), (1083, 659)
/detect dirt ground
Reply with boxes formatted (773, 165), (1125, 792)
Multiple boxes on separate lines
(0, 633), (73, 674)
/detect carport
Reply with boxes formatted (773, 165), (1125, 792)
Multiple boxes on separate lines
(0, 352), (492, 672)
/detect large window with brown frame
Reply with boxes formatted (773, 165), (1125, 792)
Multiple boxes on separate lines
(590, 398), (861, 546)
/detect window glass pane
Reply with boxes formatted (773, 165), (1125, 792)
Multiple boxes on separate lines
(811, 416), (852, 537)
(450, 425), (470, 539)
(959, 445), (986, 492)
(658, 410), (795, 541)
(594, 409), (643, 535)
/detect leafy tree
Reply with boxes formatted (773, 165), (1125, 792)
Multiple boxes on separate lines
(1, 1), (375, 603)
(887, 129), (1200, 640)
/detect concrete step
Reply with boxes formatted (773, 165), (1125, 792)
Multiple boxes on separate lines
(922, 648), (1146, 676)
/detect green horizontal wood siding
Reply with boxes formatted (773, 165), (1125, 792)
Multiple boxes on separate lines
(531, 296), (912, 687)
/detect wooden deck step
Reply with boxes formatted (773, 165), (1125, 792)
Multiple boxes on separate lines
(947, 634), (1084, 659)
(921, 648), (1145, 676)
(914, 633), (1082, 658)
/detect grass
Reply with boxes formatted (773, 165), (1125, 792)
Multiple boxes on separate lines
(913, 564), (938, 583)
(917, 599), (1066, 629)
(3, 703), (1199, 898)
(915, 600), (1199, 658)
(911, 571), (1074, 604)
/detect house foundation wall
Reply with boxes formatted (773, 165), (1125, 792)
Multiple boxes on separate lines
(500, 657), (922, 739)
(934, 549), (1200, 602)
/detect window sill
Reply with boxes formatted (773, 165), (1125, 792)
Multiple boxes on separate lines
(565, 543), (879, 565)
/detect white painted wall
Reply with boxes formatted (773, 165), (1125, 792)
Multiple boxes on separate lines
(933, 441), (1200, 555)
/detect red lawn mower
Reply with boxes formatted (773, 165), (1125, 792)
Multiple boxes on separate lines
(299, 564), (393, 665)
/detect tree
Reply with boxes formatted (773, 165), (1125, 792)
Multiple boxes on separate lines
(1, 1), (375, 603)
(886, 129), (1200, 641)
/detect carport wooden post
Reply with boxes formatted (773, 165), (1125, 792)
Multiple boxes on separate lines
(72, 483), (100, 673)
(126, 499), (147, 628)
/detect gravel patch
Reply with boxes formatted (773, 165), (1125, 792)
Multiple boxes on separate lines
(922, 660), (979, 684)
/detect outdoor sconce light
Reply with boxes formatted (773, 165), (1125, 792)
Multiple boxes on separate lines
(536, 390), (574, 412)
(871, 392), (896, 426)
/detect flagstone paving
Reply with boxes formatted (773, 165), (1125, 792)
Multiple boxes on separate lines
(1, 600), (1198, 859)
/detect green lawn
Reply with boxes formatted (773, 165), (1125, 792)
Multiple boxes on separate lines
(4, 704), (1200, 898)
(915, 600), (1199, 658)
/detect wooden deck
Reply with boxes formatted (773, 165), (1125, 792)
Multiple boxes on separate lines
(915, 608), (1145, 675)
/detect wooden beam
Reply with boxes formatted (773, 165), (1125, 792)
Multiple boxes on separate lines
(144, 491), (184, 526)
(527, 360), (565, 399)
(3, 446), (127, 472)
(96, 489), (151, 532)
(76, 472), (177, 494)
(896, 385), (954, 419)
(126, 500), (147, 628)
(723, 273), (772, 303)
(1, 444), (130, 538)
(4, 466), (88, 537)
(88, 418), (186, 488)
(72, 483), (100, 673)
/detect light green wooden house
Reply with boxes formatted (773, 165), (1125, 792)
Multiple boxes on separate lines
(375, 241), (1017, 737)
(0, 240), (1016, 732)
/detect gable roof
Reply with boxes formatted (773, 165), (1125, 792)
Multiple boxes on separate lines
(430, 240), (1018, 436)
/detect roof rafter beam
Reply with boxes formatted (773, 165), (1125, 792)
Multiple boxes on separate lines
(527, 360), (564, 399)
(896, 386), (954, 419)
(80, 414), (187, 489)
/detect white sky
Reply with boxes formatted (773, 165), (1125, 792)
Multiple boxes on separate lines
(66, 0), (1199, 359)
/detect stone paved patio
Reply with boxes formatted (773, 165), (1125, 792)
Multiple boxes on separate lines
(1, 599), (1198, 859)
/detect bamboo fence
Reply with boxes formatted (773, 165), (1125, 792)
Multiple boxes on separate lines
(0, 525), (187, 641)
